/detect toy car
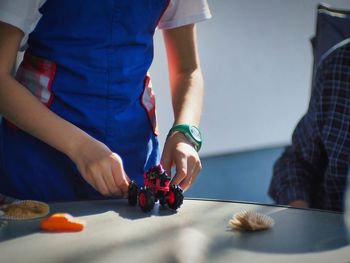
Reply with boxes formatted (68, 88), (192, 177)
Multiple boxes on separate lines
(128, 164), (184, 212)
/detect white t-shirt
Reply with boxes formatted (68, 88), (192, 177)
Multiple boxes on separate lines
(0, 0), (211, 50)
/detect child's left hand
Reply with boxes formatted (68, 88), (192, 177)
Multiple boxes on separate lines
(161, 132), (202, 191)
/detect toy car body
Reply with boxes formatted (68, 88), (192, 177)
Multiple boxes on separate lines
(128, 164), (184, 212)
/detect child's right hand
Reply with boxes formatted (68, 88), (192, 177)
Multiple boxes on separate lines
(289, 200), (309, 209)
(69, 137), (130, 198)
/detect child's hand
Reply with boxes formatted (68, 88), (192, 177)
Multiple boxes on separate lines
(289, 200), (309, 209)
(161, 132), (202, 191)
(69, 137), (130, 198)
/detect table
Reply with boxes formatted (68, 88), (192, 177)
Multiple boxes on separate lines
(0, 199), (349, 263)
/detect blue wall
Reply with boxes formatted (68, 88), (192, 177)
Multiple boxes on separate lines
(185, 146), (285, 204)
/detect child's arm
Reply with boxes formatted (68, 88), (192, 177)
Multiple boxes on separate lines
(0, 21), (129, 197)
(160, 24), (204, 191)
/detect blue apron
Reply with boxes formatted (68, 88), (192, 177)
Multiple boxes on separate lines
(0, 0), (169, 202)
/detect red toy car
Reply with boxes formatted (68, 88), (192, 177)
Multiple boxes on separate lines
(128, 164), (184, 212)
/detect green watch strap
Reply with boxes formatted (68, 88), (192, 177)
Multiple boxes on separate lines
(168, 124), (202, 152)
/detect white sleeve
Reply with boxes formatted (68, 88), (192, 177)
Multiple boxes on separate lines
(0, 0), (46, 49)
(158, 0), (212, 30)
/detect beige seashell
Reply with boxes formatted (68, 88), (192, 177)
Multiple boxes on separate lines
(228, 210), (274, 231)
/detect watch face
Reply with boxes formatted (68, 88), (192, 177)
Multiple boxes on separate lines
(190, 126), (201, 142)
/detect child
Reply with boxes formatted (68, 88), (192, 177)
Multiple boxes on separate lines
(0, 0), (211, 202)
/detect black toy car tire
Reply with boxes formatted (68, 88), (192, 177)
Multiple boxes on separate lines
(128, 181), (139, 206)
(157, 191), (167, 206)
(167, 185), (184, 210)
(138, 187), (155, 212)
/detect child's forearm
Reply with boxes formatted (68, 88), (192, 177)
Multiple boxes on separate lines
(0, 74), (130, 196)
(0, 21), (90, 161)
(163, 24), (204, 126)
(0, 21), (129, 197)
(169, 69), (203, 126)
(0, 73), (93, 161)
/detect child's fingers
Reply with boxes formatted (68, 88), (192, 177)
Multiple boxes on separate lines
(161, 147), (173, 178)
(171, 155), (187, 186)
(179, 161), (201, 191)
(94, 172), (112, 196)
(110, 159), (130, 198)
(101, 170), (120, 196)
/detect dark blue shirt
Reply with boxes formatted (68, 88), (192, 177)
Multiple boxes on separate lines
(269, 39), (350, 212)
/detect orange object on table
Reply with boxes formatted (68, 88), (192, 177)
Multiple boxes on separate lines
(40, 213), (85, 232)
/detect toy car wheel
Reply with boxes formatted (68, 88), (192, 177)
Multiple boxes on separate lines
(138, 188), (155, 212)
(167, 185), (184, 210)
(128, 181), (139, 206)
(159, 196), (167, 206)
(157, 192), (167, 206)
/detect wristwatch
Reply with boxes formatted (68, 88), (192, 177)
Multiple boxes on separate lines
(168, 124), (202, 152)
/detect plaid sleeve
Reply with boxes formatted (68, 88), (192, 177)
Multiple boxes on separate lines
(268, 106), (327, 205)
(268, 61), (328, 206)
(269, 41), (350, 210)
(316, 44), (350, 210)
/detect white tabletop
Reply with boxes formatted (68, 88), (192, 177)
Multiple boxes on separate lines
(0, 199), (349, 263)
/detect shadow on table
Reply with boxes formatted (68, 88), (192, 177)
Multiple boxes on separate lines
(50, 199), (178, 219)
(0, 199), (176, 243)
